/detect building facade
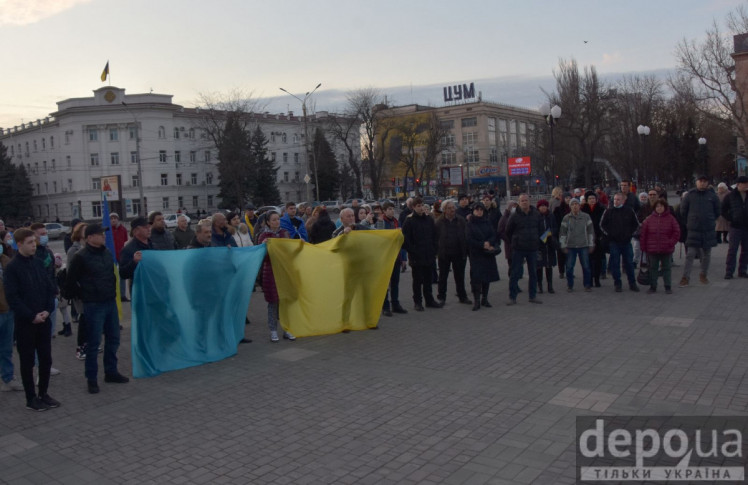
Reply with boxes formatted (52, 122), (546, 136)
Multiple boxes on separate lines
(378, 101), (545, 196)
(0, 86), (354, 222)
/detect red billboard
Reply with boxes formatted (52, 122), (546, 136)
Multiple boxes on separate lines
(508, 156), (531, 176)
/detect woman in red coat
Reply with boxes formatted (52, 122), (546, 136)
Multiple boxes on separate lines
(257, 212), (295, 343)
(639, 199), (681, 294)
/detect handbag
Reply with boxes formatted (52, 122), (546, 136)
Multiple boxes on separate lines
(636, 252), (650, 285)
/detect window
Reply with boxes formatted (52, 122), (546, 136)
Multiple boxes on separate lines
(33, 140), (38, 152)
(192, 196), (198, 208)
(464, 150), (479, 163)
(441, 152), (456, 165)
(158, 126), (165, 139)
(191, 173), (198, 185)
(271, 133), (276, 143)
(65, 132), (71, 144)
(25, 142), (29, 156)
(176, 173), (182, 186)
(92, 178), (101, 190)
(51, 159), (55, 171)
(67, 179), (73, 191)
(130, 151), (138, 163)
(53, 181), (58, 193)
(50, 136), (54, 148)
(111, 152), (119, 165)
(161, 173), (168, 186)
(44, 182), (48, 194)
(441, 134), (455, 147)
(206, 172), (213, 185)
(440, 120), (455, 129)
(174, 151), (181, 164)
(294, 171), (299, 182)
(188, 128), (195, 139)
(174, 127), (180, 139)
(162, 197), (169, 209)
(284, 171), (289, 182)
(519, 121), (527, 147)
(282, 133), (287, 143)
(129, 127), (137, 140)
(294, 153), (299, 164)
(190, 151), (196, 163)
(293, 133), (300, 143)
(462, 132), (477, 147)
(461, 117), (477, 128)
(283, 153), (288, 163)
(66, 155), (71, 168)
(34, 162), (38, 174)
(177, 196), (183, 208)
(207, 195), (213, 207)
(89, 129), (98, 141)
(90, 153), (100, 166)
(204, 150), (211, 162)
(109, 128), (118, 141)
(271, 153), (277, 162)
(41, 138), (46, 150)
(490, 147), (498, 163)
(509, 119), (517, 148)
(132, 199), (141, 215)
(42, 161), (47, 173)
(132, 175), (139, 187)
(92, 201), (102, 218)
(159, 150), (167, 163)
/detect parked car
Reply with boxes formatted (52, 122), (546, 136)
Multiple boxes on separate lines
(164, 214), (191, 228)
(44, 222), (70, 239)
(256, 205), (283, 216)
(342, 198), (365, 209)
(321, 200), (342, 213)
(421, 195), (438, 206)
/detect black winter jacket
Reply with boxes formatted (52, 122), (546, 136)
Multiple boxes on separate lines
(3, 253), (56, 324)
(721, 189), (748, 230)
(435, 215), (467, 258)
(402, 212), (438, 266)
(600, 206), (639, 244)
(65, 244), (117, 303)
(119, 237), (152, 280)
(681, 188), (720, 248)
(505, 206), (543, 252)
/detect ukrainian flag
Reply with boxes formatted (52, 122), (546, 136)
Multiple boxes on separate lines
(101, 61), (109, 82)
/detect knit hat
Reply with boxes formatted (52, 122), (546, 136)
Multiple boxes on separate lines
(569, 198), (581, 206)
(584, 191), (595, 200)
(536, 199), (549, 208)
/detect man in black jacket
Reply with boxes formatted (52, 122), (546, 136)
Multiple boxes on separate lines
(119, 216), (152, 282)
(435, 200), (471, 305)
(402, 198), (442, 311)
(600, 192), (641, 292)
(3, 229), (59, 411)
(66, 223), (129, 394)
(505, 194), (544, 304)
(722, 175), (748, 279)
(678, 175), (720, 287)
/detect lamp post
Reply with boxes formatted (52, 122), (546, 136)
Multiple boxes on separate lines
(122, 102), (145, 216)
(279, 83), (322, 202)
(637, 124), (651, 187)
(540, 104), (561, 189)
(698, 137), (708, 178)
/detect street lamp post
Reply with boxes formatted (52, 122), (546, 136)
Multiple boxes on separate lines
(279, 83), (322, 202)
(698, 137), (708, 178)
(637, 125), (651, 187)
(122, 102), (145, 216)
(540, 104), (562, 189)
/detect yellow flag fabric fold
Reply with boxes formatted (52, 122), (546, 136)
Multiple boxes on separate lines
(267, 230), (404, 336)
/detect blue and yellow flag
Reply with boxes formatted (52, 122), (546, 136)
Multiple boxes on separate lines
(101, 61), (109, 82)
(267, 230), (403, 336)
(131, 246), (266, 378)
(101, 193), (122, 319)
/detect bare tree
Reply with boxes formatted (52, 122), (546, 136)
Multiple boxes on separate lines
(672, 5), (748, 148)
(421, 112), (448, 189)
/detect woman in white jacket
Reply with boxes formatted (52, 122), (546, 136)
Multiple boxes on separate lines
(233, 223), (254, 247)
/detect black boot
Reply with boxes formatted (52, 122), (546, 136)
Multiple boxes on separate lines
(546, 267), (555, 294)
(481, 284), (492, 308)
(471, 285), (481, 311)
(58, 323), (72, 337)
(536, 268), (544, 294)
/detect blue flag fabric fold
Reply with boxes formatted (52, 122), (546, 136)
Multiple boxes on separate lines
(131, 245), (266, 378)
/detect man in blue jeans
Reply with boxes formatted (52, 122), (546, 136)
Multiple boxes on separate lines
(601, 192), (641, 293)
(559, 198), (595, 292)
(505, 193), (544, 305)
(66, 223), (129, 394)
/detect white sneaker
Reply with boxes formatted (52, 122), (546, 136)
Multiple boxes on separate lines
(0, 376), (24, 391)
(50, 367), (61, 376)
(270, 331), (279, 343)
(283, 332), (296, 341)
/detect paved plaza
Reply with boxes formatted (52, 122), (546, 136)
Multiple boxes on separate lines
(1, 241), (747, 484)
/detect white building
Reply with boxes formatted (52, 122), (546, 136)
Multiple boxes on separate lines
(0, 86), (356, 222)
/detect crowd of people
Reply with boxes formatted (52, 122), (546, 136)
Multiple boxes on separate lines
(1, 174), (746, 412)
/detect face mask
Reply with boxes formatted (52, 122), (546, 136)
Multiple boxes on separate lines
(40, 235), (49, 246)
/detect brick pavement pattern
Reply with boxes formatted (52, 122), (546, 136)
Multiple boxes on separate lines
(1, 242), (746, 484)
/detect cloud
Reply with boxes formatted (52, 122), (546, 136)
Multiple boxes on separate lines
(0, 0), (92, 26)
(601, 52), (623, 65)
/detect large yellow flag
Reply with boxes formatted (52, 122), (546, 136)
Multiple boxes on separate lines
(267, 230), (403, 336)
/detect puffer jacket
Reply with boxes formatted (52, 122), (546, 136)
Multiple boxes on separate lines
(639, 211), (680, 255)
(402, 211), (438, 266)
(65, 244), (117, 303)
(559, 211), (595, 249)
(505, 206), (543, 252)
(681, 188), (720, 248)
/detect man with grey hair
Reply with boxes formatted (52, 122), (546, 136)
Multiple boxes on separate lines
(333, 208), (366, 237)
(172, 215), (194, 249)
(434, 199), (470, 305)
(187, 219), (213, 249)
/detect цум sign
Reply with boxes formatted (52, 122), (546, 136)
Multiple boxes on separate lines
(443, 83), (476, 102)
